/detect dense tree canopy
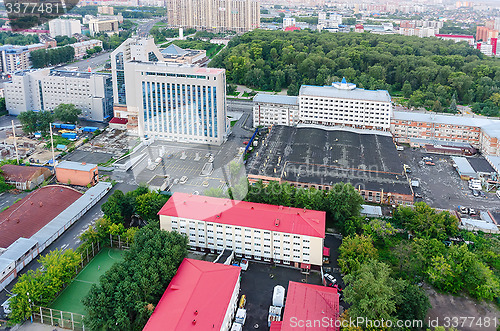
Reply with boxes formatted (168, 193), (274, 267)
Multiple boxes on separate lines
(53, 103), (82, 124)
(31, 46), (75, 68)
(18, 110), (53, 135)
(83, 225), (187, 330)
(210, 30), (500, 116)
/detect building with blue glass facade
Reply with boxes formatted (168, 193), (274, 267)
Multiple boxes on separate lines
(123, 61), (229, 145)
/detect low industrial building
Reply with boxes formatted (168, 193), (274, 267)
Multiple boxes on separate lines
(88, 18), (119, 36)
(159, 192), (326, 269)
(0, 164), (51, 190)
(5, 69), (113, 122)
(71, 39), (103, 59)
(247, 125), (413, 205)
(143, 258), (241, 331)
(271, 281), (339, 330)
(0, 183), (112, 289)
(55, 161), (98, 186)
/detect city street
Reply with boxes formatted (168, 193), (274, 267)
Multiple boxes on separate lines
(0, 182), (137, 321)
(57, 51), (111, 72)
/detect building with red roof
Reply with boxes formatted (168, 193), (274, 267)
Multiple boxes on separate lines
(109, 117), (128, 130)
(271, 281), (340, 331)
(1, 164), (51, 190)
(284, 26), (301, 32)
(0, 185), (82, 249)
(143, 258), (241, 331)
(435, 34), (475, 46)
(158, 193), (326, 269)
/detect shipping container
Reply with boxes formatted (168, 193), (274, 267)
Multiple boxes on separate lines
(61, 133), (77, 140)
(82, 126), (99, 133)
(61, 124), (76, 130)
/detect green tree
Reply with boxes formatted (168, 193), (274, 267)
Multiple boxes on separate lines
(53, 104), (82, 123)
(344, 259), (403, 321)
(83, 225), (188, 330)
(402, 81), (412, 98)
(18, 110), (38, 134)
(338, 234), (378, 275)
(135, 192), (169, 223)
(324, 183), (364, 232)
(0, 97), (6, 115)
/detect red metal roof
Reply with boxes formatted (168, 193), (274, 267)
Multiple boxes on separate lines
(0, 185), (82, 248)
(435, 34), (474, 39)
(270, 321), (283, 331)
(158, 193), (326, 238)
(1, 165), (49, 183)
(143, 258), (241, 331)
(280, 281), (340, 331)
(109, 117), (128, 124)
(285, 26), (301, 31)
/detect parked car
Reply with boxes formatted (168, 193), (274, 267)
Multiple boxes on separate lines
(179, 176), (188, 184)
(497, 190), (500, 199)
(425, 161), (436, 166)
(324, 273), (336, 286)
(472, 189), (480, 197)
(422, 157), (432, 162)
(469, 208), (478, 216)
(458, 206), (469, 214)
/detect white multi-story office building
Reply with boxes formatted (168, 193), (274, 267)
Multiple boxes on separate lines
(253, 94), (299, 127)
(49, 19), (82, 37)
(0, 46), (30, 74)
(159, 192), (326, 269)
(123, 62), (229, 145)
(89, 18), (119, 36)
(5, 69), (113, 122)
(253, 79), (392, 131)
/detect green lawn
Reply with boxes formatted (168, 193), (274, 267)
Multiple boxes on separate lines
(49, 248), (125, 315)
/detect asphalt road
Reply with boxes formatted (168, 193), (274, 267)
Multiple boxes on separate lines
(0, 192), (29, 211)
(57, 51), (111, 72)
(0, 182), (137, 320)
(227, 99), (253, 113)
(137, 18), (162, 38)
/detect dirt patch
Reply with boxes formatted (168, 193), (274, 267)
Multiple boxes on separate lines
(425, 284), (499, 330)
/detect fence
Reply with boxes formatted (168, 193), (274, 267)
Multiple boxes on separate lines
(109, 234), (131, 250)
(32, 306), (85, 331)
(76, 241), (101, 275)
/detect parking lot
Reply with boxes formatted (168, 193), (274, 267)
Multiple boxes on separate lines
(399, 148), (500, 212)
(124, 111), (253, 194)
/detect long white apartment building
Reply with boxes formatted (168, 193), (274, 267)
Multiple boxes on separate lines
(123, 61), (229, 145)
(159, 193), (326, 269)
(392, 111), (500, 156)
(253, 79), (393, 131)
(5, 69), (113, 121)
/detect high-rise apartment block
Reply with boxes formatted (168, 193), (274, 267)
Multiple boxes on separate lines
(477, 26), (499, 42)
(49, 19), (82, 37)
(5, 69), (113, 122)
(167, 0), (260, 32)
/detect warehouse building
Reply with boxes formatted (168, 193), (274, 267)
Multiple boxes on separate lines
(159, 192), (326, 269)
(0, 183), (111, 289)
(247, 125), (413, 205)
(0, 164), (51, 190)
(253, 79), (392, 131)
(143, 258), (241, 331)
(271, 281), (340, 331)
(55, 161), (98, 186)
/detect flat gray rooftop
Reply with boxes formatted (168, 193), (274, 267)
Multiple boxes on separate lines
(299, 85), (391, 103)
(247, 125), (411, 195)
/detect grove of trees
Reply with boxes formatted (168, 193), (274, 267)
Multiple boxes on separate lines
(31, 46), (75, 68)
(338, 202), (500, 328)
(7, 249), (82, 324)
(0, 31), (39, 46)
(18, 104), (82, 135)
(210, 30), (500, 116)
(82, 224), (187, 330)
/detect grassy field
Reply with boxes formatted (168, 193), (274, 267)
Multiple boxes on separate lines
(49, 247), (125, 315)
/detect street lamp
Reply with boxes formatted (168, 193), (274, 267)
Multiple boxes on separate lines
(26, 292), (33, 323)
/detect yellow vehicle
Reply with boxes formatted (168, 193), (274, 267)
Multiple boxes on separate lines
(239, 295), (246, 309)
(59, 130), (76, 134)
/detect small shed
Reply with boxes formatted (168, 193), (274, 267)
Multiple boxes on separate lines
(55, 161), (98, 186)
(360, 204), (383, 218)
(452, 156), (477, 180)
(272, 285), (285, 307)
(1, 164), (51, 190)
